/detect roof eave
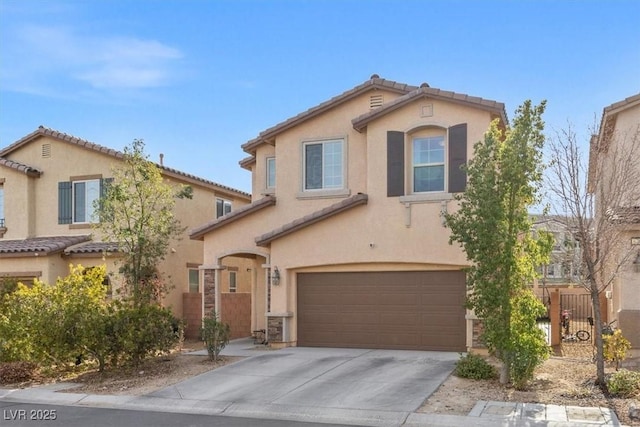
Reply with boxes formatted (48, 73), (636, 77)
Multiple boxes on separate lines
(255, 193), (368, 247)
(352, 88), (507, 132)
(189, 195), (276, 240)
(241, 77), (418, 154)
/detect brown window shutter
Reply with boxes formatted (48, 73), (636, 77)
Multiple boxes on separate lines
(448, 123), (467, 193)
(387, 131), (405, 197)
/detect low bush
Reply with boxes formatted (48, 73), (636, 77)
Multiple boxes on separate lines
(606, 369), (640, 398)
(603, 329), (631, 370)
(0, 361), (38, 384)
(201, 311), (230, 362)
(454, 352), (497, 380)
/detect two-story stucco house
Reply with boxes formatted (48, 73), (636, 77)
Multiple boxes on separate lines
(0, 126), (251, 337)
(590, 93), (640, 355)
(190, 75), (507, 351)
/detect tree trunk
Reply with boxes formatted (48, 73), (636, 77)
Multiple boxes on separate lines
(590, 282), (606, 386)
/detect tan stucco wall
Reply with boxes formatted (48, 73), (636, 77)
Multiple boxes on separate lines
(0, 134), (250, 319)
(598, 100), (640, 348)
(1, 165), (38, 239)
(201, 90), (500, 346)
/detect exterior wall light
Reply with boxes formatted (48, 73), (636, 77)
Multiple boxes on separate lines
(272, 266), (281, 286)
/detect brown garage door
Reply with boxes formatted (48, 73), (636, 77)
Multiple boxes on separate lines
(297, 271), (466, 351)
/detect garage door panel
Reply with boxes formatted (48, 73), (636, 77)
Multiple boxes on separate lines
(297, 271), (466, 351)
(379, 312), (420, 326)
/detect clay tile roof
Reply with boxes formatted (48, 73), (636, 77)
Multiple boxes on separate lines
(0, 157), (42, 177)
(65, 241), (121, 254)
(255, 193), (368, 247)
(352, 86), (508, 132)
(603, 93), (640, 115)
(0, 235), (91, 257)
(189, 195), (276, 240)
(241, 76), (418, 155)
(1, 126), (250, 199)
(239, 155), (256, 170)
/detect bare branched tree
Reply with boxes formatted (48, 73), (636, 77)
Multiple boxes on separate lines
(546, 121), (640, 386)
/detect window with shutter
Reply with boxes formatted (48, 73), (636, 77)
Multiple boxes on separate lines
(59, 177), (113, 225)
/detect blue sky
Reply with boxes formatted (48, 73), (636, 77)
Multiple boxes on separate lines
(1, 0), (638, 193)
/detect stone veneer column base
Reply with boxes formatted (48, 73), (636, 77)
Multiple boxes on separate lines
(266, 312), (293, 346)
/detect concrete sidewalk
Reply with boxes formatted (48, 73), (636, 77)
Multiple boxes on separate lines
(0, 339), (625, 427)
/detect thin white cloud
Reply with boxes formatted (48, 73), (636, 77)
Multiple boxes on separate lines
(1, 24), (183, 94)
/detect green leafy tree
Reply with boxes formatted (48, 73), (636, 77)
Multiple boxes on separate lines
(446, 100), (552, 386)
(94, 139), (192, 306)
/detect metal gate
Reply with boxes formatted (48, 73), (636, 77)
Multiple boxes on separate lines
(560, 293), (593, 340)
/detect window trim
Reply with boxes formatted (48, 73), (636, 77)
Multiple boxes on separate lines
(411, 135), (446, 194)
(300, 137), (347, 195)
(216, 198), (232, 218)
(188, 268), (199, 293)
(72, 178), (101, 224)
(266, 156), (276, 190)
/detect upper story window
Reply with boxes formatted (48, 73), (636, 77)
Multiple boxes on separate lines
(304, 139), (344, 191)
(266, 157), (276, 189)
(58, 177), (112, 225)
(216, 198), (232, 218)
(412, 136), (445, 193)
(73, 180), (100, 223)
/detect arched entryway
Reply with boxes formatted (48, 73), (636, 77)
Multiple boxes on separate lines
(201, 250), (270, 340)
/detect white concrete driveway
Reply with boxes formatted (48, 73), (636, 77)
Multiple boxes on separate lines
(149, 341), (458, 422)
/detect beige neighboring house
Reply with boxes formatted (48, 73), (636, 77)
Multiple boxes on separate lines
(0, 126), (251, 337)
(590, 93), (640, 354)
(190, 75), (507, 351)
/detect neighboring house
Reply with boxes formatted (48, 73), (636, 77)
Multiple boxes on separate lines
(590, 93), (640, 354)
(532, 216), (582, 287)
(0, 126), (251, 337)
(190, 75), (507, 351)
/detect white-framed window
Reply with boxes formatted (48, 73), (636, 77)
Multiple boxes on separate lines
(229, 271), (237, 293)
(188, 269), (199, 293)
(412, 136), (445, 193)
(266, 157), (276, 189)
(73, 179), (100, 223)
(303, 139), (344, 191)
(216, 198), (232, 218)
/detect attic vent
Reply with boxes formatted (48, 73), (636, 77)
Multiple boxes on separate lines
(41, 143), (51, 158)
(370, 94), (384, 109)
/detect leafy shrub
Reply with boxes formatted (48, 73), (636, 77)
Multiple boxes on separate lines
(508, 291), (551, 390)
(0, 265), (108, 365)
(0, 265), (182, 373)
(606, 369), (640, 398)
(454, 353), (497, 380)
(108, 303), (183, 366)
(603, 329), (631, 370)
(0, 362), (38, 384)
(201, 311), (230, 361)
(0, 278), (19, 300)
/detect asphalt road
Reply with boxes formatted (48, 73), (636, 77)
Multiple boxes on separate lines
(0, 401), (361, 427)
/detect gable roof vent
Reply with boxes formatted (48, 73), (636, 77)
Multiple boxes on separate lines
(370, 94), (384, 109)
(41, 143), (51, 158)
